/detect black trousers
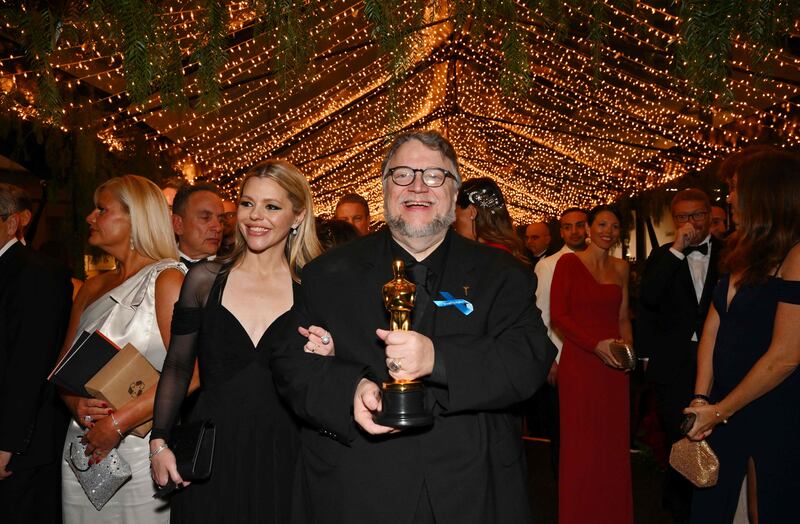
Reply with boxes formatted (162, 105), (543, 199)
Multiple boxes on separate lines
(0, 459), (62, 524)
(653, 362), (696, 524)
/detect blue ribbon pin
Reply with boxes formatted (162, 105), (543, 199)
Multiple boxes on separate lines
(433, 291), (473, 316)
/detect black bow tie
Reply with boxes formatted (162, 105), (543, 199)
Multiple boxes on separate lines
(684, 243), (708, 256)
(181, 256), (203, 269)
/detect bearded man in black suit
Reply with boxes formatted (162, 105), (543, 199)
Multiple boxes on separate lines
(637, 188), (723, 523)
(272, 131), (556, 524)
(0, 183), (72, 523)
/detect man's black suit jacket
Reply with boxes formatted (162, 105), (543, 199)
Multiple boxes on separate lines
(272, 230), (556, 524)
(0, 242), (72, 470)
(636, 237), (723, 385)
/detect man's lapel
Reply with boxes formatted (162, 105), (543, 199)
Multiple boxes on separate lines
(356, 231), (395, 332)
(435, 235), (478, 333)
(699, 236), (723, 307)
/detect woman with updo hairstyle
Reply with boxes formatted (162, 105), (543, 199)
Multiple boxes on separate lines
(59, 174), (186, 522)
(150, 160), (324, 523)
(453, 176), (529, 265)
(684, 148), (800, 523)
(550, 204), (634, 524)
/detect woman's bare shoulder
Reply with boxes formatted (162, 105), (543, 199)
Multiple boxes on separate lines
(778, 242), (800, 280)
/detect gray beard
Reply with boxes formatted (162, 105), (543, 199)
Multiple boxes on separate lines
(385, 208), (455, 239)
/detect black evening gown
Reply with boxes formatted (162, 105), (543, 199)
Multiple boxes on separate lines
(151, 262), (300, 523)
(690, 273), (800, 524)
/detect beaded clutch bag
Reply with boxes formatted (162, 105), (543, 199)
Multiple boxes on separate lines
(65, 434), (132, 510)
(609, 340), (636, 371)
(669, 438), (720, 488)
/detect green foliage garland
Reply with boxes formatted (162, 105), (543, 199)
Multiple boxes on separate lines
(0, 1), (796, 119)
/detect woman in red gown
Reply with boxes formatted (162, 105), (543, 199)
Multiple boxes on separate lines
(551, 204), (634, 524)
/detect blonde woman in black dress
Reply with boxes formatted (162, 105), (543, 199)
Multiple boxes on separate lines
(149, 160), (323, 522)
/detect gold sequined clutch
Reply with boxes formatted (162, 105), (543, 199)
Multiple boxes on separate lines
(669, 438), (719, 488)
(609, 340), (636, 371)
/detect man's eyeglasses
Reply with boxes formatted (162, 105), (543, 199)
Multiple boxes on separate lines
(674, 211), (708, 223)
(383, 166), (456, 188)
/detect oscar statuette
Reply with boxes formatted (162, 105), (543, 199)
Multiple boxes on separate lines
(373, 260), (434, 428)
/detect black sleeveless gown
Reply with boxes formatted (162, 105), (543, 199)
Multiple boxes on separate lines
(690, 273), (800, 523)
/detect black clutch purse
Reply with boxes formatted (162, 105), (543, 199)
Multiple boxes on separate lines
(154, 419), (215, 498)
(173, 419), (216, 480)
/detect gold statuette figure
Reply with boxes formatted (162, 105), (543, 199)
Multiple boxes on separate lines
(373, 259), (434, 427)
(382, 260), (416, 331)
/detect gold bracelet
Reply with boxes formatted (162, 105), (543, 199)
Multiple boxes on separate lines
(110, 412), (125, 438)
(714, 409), (728, 424)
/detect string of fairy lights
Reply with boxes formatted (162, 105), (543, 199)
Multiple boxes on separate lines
(0, 0), (798, 223)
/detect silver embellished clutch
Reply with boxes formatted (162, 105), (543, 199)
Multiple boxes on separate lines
(65, 434), (132, 510)
(609, 340), (636, 371)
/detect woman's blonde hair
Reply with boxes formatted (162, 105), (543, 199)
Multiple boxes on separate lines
(94, 175), (178, 261)
(222, 159), (321, 282)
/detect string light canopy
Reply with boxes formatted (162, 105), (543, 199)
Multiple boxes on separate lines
(0, 0), (798, 223)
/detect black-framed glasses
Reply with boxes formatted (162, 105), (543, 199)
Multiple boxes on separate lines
(383, 166), (456, 188)
(674, 211), (708, 223)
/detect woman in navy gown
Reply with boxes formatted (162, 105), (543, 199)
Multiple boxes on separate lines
(684, 148), (800, 523)
(149, 160), (323, 523)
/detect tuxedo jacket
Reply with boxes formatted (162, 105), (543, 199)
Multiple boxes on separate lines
(0, 242), (72, 469)
(272, 230), (556, 524)
(636, 237), (723, 384)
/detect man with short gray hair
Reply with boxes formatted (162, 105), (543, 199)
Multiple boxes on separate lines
(0, 183), (72, 523)
(273, 130), (556, 523)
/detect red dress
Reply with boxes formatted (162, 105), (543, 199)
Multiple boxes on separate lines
(550, 253), (633, 524)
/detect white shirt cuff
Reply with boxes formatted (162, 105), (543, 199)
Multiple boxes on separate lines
(669, 247), (686, 260)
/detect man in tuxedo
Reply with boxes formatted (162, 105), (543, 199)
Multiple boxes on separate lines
(333, 193), (371, 236)
(524, 222), (553, 266)
(526, 208), (587, 466)
(171, 183), (225, 268)
(0, 183), (72, 523)
(709, 204), (728, 240)
(637, 188), (722, 523)
(272, 131), (556, 524)
(218, 199), (238, 256)
(160, 176), (185, 212)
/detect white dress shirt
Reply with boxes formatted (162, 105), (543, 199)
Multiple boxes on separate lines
(534, 244), (575, 362)
(0, 237), (18, 259)
(669, 234), (712, 340)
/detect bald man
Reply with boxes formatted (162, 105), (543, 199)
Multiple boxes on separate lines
(524, 222), (553, 266)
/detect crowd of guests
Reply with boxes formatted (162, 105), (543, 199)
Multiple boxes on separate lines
(0, 133), (798, 524)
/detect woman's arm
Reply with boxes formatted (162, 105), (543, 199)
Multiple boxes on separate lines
(551, 256), (622, 368)
(686, 251), (800, 440)
(83, 268), (184, 454)
(618, 260), (633, 346)
(693, 304), (720, 398)
(58, 275), (113, 427)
